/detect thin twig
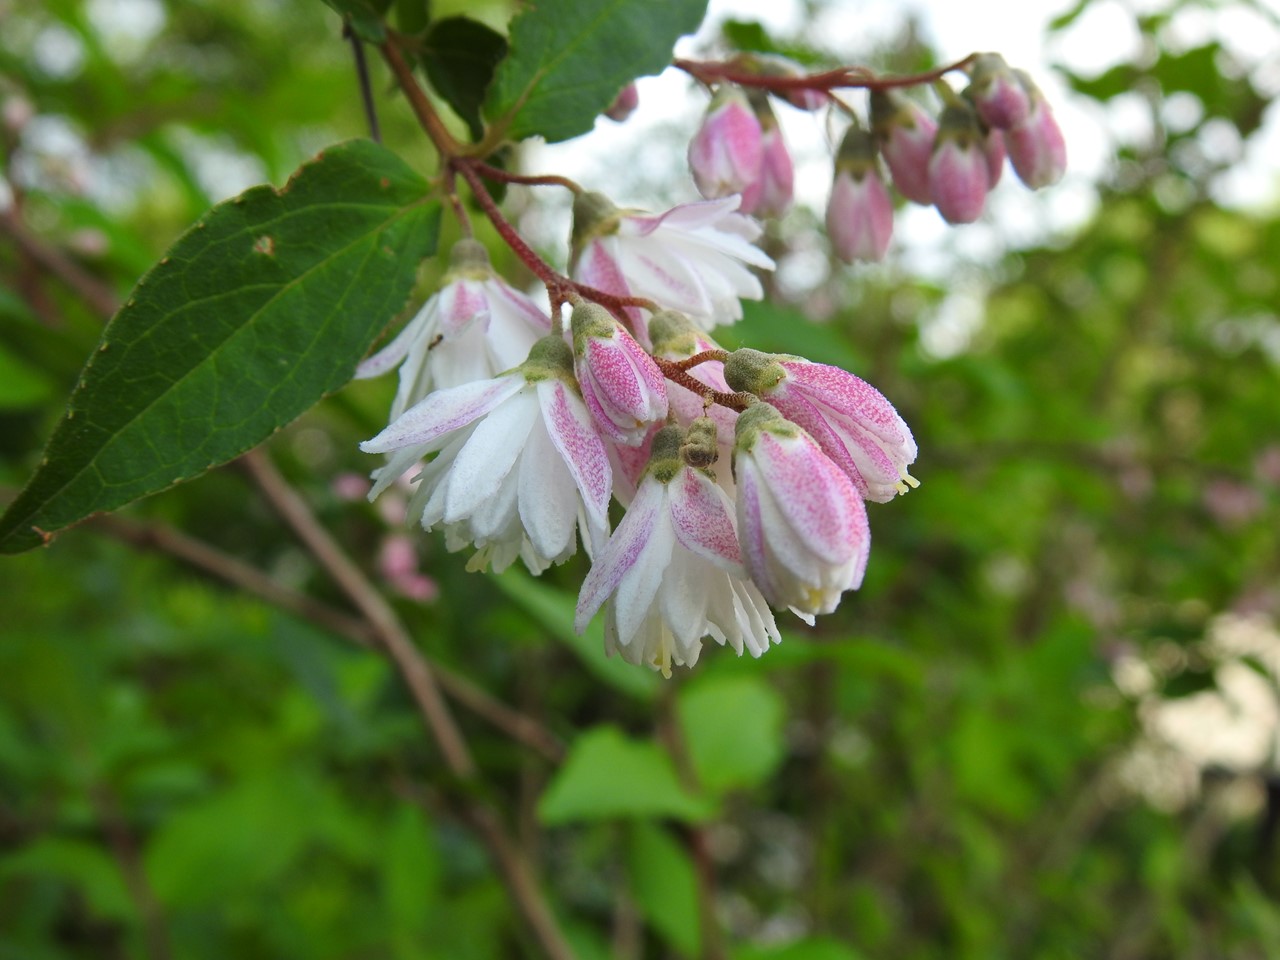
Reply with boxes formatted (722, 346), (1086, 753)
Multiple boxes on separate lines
(240, 449), (476, 776)
(89, 783), (172, 960)
(238, 449), (576, 960)
(674, 53), (979, 93)
(345, 28), (382, 143)
(0, 210), (120, 319)
(470, 160), (583, 193)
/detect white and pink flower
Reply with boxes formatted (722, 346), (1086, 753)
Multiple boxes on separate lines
(741, 100), (794, 218)
(575, 424), (780, 676)
(966, 54), (1032, 130)
(571, 191), (774, 337)
(734, 403), (870, 618)
(360, 337), (612, 574)
(827, 125), (894, 264)
(355, 239), (550, 420)
(723, 349), (918, 503)
(1006, 72), (1067, 189)
(571, 302), (668, 446)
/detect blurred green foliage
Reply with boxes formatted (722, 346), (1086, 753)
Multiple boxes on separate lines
(3, 1), (1280, 959)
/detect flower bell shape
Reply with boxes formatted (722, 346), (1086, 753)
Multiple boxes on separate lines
(359, 336), (612, 575)
(355, 239), (550, 420)
(733, 403), (870, 618)
(571, 191), (774, 337)
(1005, 71), (1067, 189)
(571, 301), (668, 445)
(688, 86), (763, 201)
(723, 349), (918, 503)
(870, 90), (938, 206)
(929, 102), (990, 224)
(575, 423), (780, 677)
(965, 53), (1031, 130)
(984, 128), (1006, 187)
(826, 124), (894, 263)
(741, 95), (794, 218)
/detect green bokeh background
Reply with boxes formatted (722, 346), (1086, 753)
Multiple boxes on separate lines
(3, 1), (1279, 957)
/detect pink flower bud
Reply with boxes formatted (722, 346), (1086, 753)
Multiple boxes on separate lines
(826, 125), (894, 263)
(929, 103), (989, 224)
(966, 53), (1031, 129)
(688, 86), (763, 201)
(571, 302), (669, 446)
(734, 403), (870, 617)
(748, 54), (828, 111)
(1006, 72), (1067, 189)
(741, 97), (793, 217)
(870, 90), (937, 206)
(722, 349), (918, 503)
(605, 83), (639, 122)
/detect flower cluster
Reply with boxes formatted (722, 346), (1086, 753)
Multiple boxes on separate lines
(684, 52), (1066, 262)
(359, 187), (918, 675)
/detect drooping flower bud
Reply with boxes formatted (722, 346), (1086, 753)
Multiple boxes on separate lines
(604, 82), (640, 122)
(741, 94), (794, 218)
(1005, 71), (1067, 189)
(570, 302), (669, 446)
(734, 402), (870, 618)
(929, 101), (989, 224)
(722, 349), (918, 503)
(870, 90), (938, 206)
(743, 53), (828, 111)
(965, 53), (1031, 130)
(826, 122), (894, 264)
(687, 86), (764, 201)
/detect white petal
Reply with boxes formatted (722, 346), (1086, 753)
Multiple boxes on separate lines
(574, 477), (663, 633)
(443, 390), (538, 521)
(518, 418), (579, 562)
(361, 374), (524, 454)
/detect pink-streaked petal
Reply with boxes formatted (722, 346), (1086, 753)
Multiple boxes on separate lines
(779, 361), (916, 456)
(488, 278), (552, 334)
(768, 387), (866, 496)
(518, 421), (579, 561)
(354, 300), (433, 379)
(574, 478), (663, 632)
(439, 280), (491, 338)
(625, 195), (743, 235)
(736, 461), (783, 606)
(668, 466), (742, 571)
(752, 431), (863, 566)
(360, 374), (524, 454)
(537, 379), (612, 537)
(443, 391), (538, 521)
(611, 509), (676, 644)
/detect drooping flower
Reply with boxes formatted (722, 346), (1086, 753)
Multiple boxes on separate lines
(929, 102), (990, 224)
(965, 53), (1031, 130)
(741, 95), (794, 218)
(688, 85), (764, 201)
(360, 336), (612, 574)
(722, 348), (918, 503)
(570, 301), (668, 445)
(575, 423), (780, 676)
(733, 402), (870, 618)
(984, 127), (1006, 187)
(355, 239), (550, 420)
(826, 123), (894, 263)
(1005, 71), (1067, 189)
(870, 89), (938, 206)
(571, 191), (774, 338)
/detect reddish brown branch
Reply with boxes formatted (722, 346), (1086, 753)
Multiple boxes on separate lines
(674, 53), (978, 93)
(470, 160), (583, 193)
(654, 357), (755, 412)
(0, 210), (120, 319)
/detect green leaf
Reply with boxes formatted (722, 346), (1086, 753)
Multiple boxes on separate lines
(0, 838), (135, 921)
(485, 0), (709, 143)
(382, 803), (441, 951)
(677, 676), (785, 795)
(734, 938), (868, 960)
(321, 0), (389, 42)
(421, 17), (508, 142)
(538, 726), (713, 824)
(626, 821), (701, 955)
(491, 569), (659, 700)
(0, 139), (440, 554)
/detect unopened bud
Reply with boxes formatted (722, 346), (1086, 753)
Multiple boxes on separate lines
(723, 348), (787, 396)
(870, 90), (937, 206)
(681, 416), (720, 469)
(742, 94), (793, 217)
(827, 124), (894, 263)
(965, 54), (1031, 129)
(1005, 71), (1066, 189)
(687, 86), (763, 201)
(929, 102), (989, 224)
